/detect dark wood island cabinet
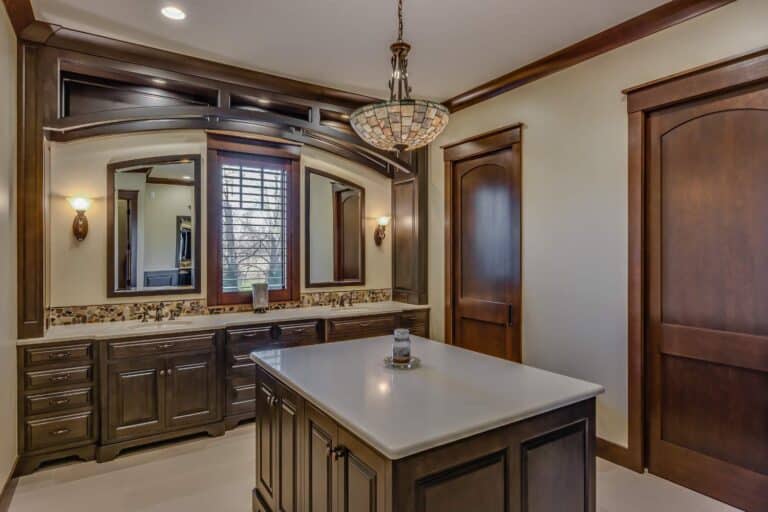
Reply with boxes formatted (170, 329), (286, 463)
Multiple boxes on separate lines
(251, 337), (602, 512)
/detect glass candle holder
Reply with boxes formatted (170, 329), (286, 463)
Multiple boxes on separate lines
(393, 328), (411, 364)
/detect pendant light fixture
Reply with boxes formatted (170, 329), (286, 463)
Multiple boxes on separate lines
(350, 0), (449, 153)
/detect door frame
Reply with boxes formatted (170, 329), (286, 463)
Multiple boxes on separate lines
(604, 46), (768, 473)
(441, 123), (523, 347)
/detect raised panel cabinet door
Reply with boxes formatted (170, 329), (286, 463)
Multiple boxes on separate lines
(165, 351), (219, 430)
(276, 384), (302, 512)
(105, 358), (166, 442)
(451, 145), (522, 361)
(646, 85), (768, 511)
(255, 367), (280, 511)
(337, 428), (389, 512)
(304, 404), (338, 512)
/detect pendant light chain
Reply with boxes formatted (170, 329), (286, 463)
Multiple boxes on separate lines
(397, 0), (404, 42)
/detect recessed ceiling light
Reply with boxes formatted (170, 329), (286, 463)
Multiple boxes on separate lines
(161, 6), (186, 20)
(152, 78), (167, 85)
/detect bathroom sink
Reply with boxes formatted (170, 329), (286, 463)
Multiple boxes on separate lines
(128, 320), (195, 330)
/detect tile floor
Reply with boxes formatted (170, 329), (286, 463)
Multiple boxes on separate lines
(4, 424), (741, 511)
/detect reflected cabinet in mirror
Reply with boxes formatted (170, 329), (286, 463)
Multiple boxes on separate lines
(305, 168), (365, 287)
(107, 155), (202, 297)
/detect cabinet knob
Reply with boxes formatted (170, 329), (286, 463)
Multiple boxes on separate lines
(159, 369), (166, 376)
(167, 368), (173, 376)
(331, 445), (348, 460)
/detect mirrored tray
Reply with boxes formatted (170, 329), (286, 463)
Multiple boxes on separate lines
(384, 356), (421, 370)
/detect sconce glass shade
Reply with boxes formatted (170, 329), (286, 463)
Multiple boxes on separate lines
(378, 216), (391, 227)
(67, 197), (92, 212)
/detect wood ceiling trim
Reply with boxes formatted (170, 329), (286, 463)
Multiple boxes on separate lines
(444, 0), (737, 113)
(1, 0), (35, 36)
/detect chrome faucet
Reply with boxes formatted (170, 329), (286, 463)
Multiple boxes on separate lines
(339, 294), (353, 308)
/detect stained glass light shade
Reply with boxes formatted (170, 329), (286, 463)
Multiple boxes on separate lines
(350, 99), (449, 152)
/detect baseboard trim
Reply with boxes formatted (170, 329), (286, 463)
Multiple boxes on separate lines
(597, 437), (644, 473)
(0, 457), (19, 512)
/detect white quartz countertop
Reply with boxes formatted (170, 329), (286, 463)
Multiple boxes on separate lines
(18, 302), (430, 346)
(251, 336), (604, 460)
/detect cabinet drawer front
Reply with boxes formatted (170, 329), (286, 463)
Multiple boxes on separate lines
(227, 340), (275, 366)
(227, 326), (273, 345)
(23, 343), (93, 367)
(25, 388), (93, 416)
(25, 366), (93, 391)
(274, 321), (322, 344)
(229, 361), (256, 382)
(107, 332), (215, 359)
(327, 315), (397, 341)
(25, 411), (94, 452)
(399, 310), (429, 337)
(226, 380), (256, 416)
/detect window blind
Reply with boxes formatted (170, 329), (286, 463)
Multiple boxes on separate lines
(219, 156), (288, 293)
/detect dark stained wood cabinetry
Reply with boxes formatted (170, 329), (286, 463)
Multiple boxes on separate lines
(16, 309), (428, 474)
(17, 341), (98, 475)
(392, 147), (429, 305)
(225, 320), (322, 429)
(98, 331), (224, 462)
(254, 366), (595, 512)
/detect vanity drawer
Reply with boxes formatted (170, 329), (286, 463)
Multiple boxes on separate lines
(25, 366), (93, 391)
(25, 411), (94, 452)
(273, 321), (322, 344)
(25, 388), (93, 416)
(23, 343), (93, 368)
(326, 314), (397, 342)
(399, 310), (429, 337)
(226, 380), (256, 416)
(227, 326), (274, 345)
(107, 332), (215, 360)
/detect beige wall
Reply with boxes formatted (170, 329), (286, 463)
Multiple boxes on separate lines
(428, 0), (768, 447)
(0, 2), (17, 485)
(49, 132), (392, 306)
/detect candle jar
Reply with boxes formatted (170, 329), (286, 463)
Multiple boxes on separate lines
(393, 328), (411, 364)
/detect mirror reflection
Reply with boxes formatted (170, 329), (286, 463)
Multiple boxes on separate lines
(108, 155), (200, 296)
(305, 168), (365, 287)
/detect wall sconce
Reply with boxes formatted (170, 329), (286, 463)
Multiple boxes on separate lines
(374, 216), (390, 246)
(67, 197), (92, 241)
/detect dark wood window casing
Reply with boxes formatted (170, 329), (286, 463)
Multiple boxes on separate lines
(207, 137), (301, 306)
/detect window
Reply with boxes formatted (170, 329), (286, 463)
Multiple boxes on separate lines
(208, 143), (300, 305)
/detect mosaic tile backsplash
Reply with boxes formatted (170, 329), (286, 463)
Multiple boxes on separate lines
(47, 289), (393, 326)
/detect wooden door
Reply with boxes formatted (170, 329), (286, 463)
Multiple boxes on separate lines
(447, 133), (522, 361)
(256, 367), (280, 511)
(105, 357), (166, 442)
(276, 385), (301, 512)
(304, 405), (338, 512)
(646, 85), (768, 511)
(165, 351), (219, 430)
(337, 428), (388, 512)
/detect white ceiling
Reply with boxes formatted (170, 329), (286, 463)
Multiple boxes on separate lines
(32, 0), (669, 100)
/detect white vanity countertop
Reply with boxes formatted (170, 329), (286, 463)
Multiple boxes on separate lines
(251, 336), (604, 460)
(18, 302), (430, 346)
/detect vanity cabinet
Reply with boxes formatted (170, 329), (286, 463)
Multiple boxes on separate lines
(17, 341), (98, 475)
(98, 331), (224, 462)
(254, 370), (389, 512)
(225, 320), (322, 429)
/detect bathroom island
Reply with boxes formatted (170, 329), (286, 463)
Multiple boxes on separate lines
(250, 336), (603, 512)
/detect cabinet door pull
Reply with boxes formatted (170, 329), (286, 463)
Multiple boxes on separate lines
(359, 322), (370, 328)
(268, 395), (280, 408)
(48, 352), (72, 360)
(49, 398), (70, 406)
(331, 445), (348, 460)
(50, 428), (70, 436)
(49, 374), (71, 383)
(156, 343), (175, 350)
